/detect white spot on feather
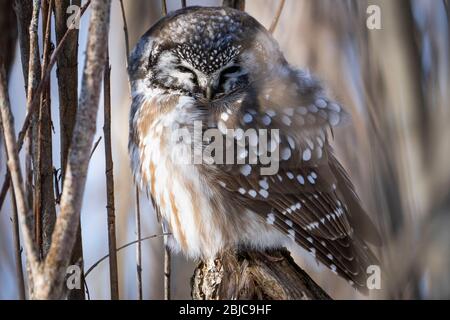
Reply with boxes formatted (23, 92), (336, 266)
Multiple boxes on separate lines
(328, 111), (340, 126)
(259, 189), (269, 198)
(240, 164), (251, 176)
(220, 112), (229, 122)
(287, 136), (296, 149)
(259, 179), (269, 190)
(262, 115), (271, 126)
(281, 115), (292, 126)
(281, 147), (291, 160)
(315, 98), (327, 109)
(328, 102), (341, 112)
(283, 107), (294, 116)
(297, 175), (305, 185)
(243, 113), (253, 124)
(297, 106), (308, 115)
(303, 148), (312, 161)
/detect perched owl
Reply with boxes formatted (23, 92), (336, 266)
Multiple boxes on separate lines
(128, 6), (380, 292)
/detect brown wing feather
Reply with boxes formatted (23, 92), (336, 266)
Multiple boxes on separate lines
(205, 72), (379, 292)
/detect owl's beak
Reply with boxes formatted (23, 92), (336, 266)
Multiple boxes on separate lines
(205, 76), (219, 100)
(205, 86), (214, 100)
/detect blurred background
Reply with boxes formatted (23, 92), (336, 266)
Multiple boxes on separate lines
(1, 0), (449, 299)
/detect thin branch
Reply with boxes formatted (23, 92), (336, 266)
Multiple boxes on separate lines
(118, 0), (141, 300)
(89, 136), (102, 160)
(119, 0), (130, 59)
(84, 234), (168, 278)
(268, 0), (285, 34)
(38, 0), (112, 299)
(0, 173), (10, 210)
(161, 0), (167, 16)
(135, 186), (143, 300)
(9, 189), (26, 299)
(0, 0), (91, 212)
(158, 3), (171, 300)
(0, 66), (40, 278)
(26, 0), (42, 235)
(164, 241), (171, 300)
(103, 45), (119, 300)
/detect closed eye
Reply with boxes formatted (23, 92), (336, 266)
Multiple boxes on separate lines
(218, 66), (242, 87)
(221, 66), (242, 77)
(175, 65), (198, 85)
(217, 66), (247, 95)
(175, 65), (193, 73)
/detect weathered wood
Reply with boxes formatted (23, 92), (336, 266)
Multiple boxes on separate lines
(192, 249), (331, 300)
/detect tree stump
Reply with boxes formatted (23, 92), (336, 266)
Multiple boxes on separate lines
(192, 248), (331, 300)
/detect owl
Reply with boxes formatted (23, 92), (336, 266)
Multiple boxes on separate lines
(128, 6), (380, 292)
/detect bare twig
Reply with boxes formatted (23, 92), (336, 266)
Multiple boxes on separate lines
(135, 186), (143, 300)
(53, 168), (60, 204)
(268, 0), (285, 34)
(37, 0), (112, 299)
(157, 2), (172, 301)
(118, 0), (142, 300)
(103, 46), (119, 300)
(1, 2), (25, 299)
(0, 66), (40, 281)
(89, 136), (102, 160)
(161, 0), (167, 16)
(10, 189), (26, 299)
(84, 234), (168, 278)
(0, 0), (91, 212)
(0, 156), (11, 208)
(164, 242), (171, 300)
(119, 0), (130, 59)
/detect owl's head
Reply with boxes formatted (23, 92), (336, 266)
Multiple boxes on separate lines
(129, 6), (288, 101)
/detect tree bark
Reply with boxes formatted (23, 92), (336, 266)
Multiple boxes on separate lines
(192, 249), (331, 300)
(35, 0), (57, 258)
(0, 0), (18, 77)
(35, 0), (111, 299)
(13, 0), (33, 88)
(54, 0), (85, 300)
